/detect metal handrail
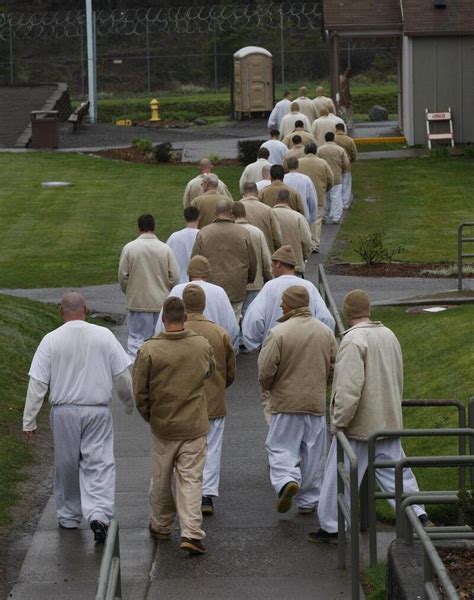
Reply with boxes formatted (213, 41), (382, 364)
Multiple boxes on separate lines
(367, 427), (474, 566)
(336, 432), (360, 600)
(95, 519), (122, 600)
(457, 222), (474, 290)
(469, 398), (474, 484)
(318, 264), (345, 337)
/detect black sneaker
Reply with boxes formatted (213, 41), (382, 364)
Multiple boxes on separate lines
(277, 481), (299, 513)
(180, 537), (207, 555)
(90, 520), (108, 544)
(201, 496), (214, 515)
(307, 529), (338, 544)
(418, 514), (435, 528)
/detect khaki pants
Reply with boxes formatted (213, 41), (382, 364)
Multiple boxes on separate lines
(231, 300), (244, 323)
(310, 202), (325, 250)
(149, 433), (207, 540)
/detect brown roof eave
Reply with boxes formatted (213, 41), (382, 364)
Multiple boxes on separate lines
(404, 29), (474, 36)
(325, 23), (403, 32)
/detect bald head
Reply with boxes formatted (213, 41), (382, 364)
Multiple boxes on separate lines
(315, 85), (324, 96)
(243, 181), (258, 195)
(319, 107), (329, 117)
(291, 102), (300, 112)
(199, 158), (213, 174)
(215, 198), (233, 218)
(60, 292), (86, 321)
(299, 86), (308, 97)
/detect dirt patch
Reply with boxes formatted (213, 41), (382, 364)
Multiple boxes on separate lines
(437, 546), (474, 599)
(327, 262), (473, 278)
(93, 146), (242, 167)
(0, 411), (54, 598)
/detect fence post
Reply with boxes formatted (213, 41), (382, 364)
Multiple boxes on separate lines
(336, 437), (346, 569)
(368, 436), (378, 566)
(80, 16), (85, 97)
(469, 398), (474, 486)
(145, 18), (151, 95)
(9, 18), (14, 85)
(279, 6), (285, 88)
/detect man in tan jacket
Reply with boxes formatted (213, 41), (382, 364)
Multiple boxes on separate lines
(312, 85), (336, 118)
(309, 290), (429, 543)
(183, 158), (232, 208)
(335, 122), (357, 209)
(282, 120), (316, 149)
(298, 143), (334, 253)
(191, 173), (232, 229)
(118, 214), (180, 360)
(272, 190), (311, 276)
(317, 131), (349, 224)
(258, 286), (337, 513)
(259, 164), (305, 216)
(294, 86), (316, 123)
(240, 182), (282, 253)
(311, 106), (336, 149)
(282, 135), (306, 172)
(183, 285), (235, 516)
(133, 296), (215, 555)
(191, 199), (257, 321)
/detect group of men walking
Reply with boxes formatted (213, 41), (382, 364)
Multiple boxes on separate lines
(22, 94), (430, 559)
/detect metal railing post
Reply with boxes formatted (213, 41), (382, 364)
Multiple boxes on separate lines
(336, 436), (346, 569)
(350, 455), (360, 600)
(96, 519), (121, 600)
(367, 436), (377, 566)
(457, 222), (474, 291)
(469, 397), (474, 486)
(359, 472), (368, 532)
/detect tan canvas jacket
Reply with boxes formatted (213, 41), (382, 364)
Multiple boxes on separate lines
(282, 128), (316, 149)
(282, 144), (306, 172)
(259, 181), (305, 216)
(258, 307), (338, 415)
(239, 158), (272, 194)
(133, 329), (214, 440)
(191, 191), (232, 229)
(316, 142), (349, 185)
(240, 196), (282, 253)
(183, 174), (232, 208)
(184, 314), (235, 419)
(331, 321), (404, 441)
(297, 155), (334, 208)
(118, 233), (180, 312)
(312, 95), (336, 118)
(335, 131), (357, 172)
(235, 218), (272, 290)
(192, 217), (258, 302)
(272, 205), (311, 274)
(311, 115), (337, 149)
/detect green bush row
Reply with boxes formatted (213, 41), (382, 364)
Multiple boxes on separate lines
(352, 90), (398, 113)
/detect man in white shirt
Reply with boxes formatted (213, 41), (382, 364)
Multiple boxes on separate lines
(260, 130), (288, 165)
(311, 106), (337, 148)
(279, 102), (312, 139)
(23, 292), (134, 543)
(284, 157), (318, 225)
(294, 86), (316, 123)
(256, 165), (272, 193)
(118, 214), (180, 360)
(166, 206), (200, 284)
(183, 158), (232, 208)
(239, 148), (272, 194)
(312, 86), (336, 118)
(155, 255), (239, 353)
(267, 90), (292, 131)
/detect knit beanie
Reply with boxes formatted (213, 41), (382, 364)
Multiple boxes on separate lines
(342, 289), (371, 321)
(182, 284), (206, 313)
(271, 245), (297, 267)
(282, 285), (309, 309)
(187, 255), (211, 278)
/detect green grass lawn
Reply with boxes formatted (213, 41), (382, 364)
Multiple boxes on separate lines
(0, 295), (61, 525)
(371, 304), (474, 522)
(332, 157), (474, 264)
(0, 153), (242, 289)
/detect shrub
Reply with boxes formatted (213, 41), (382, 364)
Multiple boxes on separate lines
(429, 145), (449, 159)
(155, 142), (172, 163)
(237, 139), (266, 165)
(463, 144), (474, 159)
(351, 230), (404, 265)
(208, 153), (221, 164)
(132, 138), (154, 154)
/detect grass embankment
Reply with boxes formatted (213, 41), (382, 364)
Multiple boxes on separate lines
(0, 295), (61, 525)
(333, 157), (474, 264)
(372, 304), (474, 523)
(0, 153), (242, 289)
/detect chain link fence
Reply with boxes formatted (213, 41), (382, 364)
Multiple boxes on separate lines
(0, 2), (397, 96)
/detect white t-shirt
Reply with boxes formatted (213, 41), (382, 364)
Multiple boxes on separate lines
(166, 227), (200, 284)
(260, 140), (288, 165)
(29, 320), (131, 406)
(284, 172), (318, 223)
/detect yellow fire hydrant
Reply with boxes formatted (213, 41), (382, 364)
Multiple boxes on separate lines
(150, 98), (161, 122)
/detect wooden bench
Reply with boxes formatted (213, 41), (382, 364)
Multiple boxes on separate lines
(68, 100), (90, 133)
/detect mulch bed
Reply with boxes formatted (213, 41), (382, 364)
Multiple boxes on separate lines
(436, 546), (474, 599)
(93, 146), (241, 167)
(327, 262), (472, 278)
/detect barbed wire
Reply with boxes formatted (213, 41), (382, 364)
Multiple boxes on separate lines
(0, 2), (322, 41)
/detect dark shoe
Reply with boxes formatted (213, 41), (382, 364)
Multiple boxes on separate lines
(277, 481), (299, 513)
(419, 514), (435, 528)
(307, 529), (338, 544)
(201, 496), (214, 515)
(90, 520), (108, 544)
(148, 522), (171, 539)
(180, 537), (207, 555)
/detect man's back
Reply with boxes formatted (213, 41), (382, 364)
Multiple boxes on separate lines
(183, 175), (231, 208)
(279, 112), (311, 138)
(335, 132), (357, 170)
(311, 116), (336, 148)
(260, 139), (288, 165)
(298, 155), (334, 203)
(282, 129), (315, 149)
(284, 172), (317, 223)
(259, 181), (305, 215)
(272, 206), (311, 274)
(317, 143), (348, 185)
(118, 234), (179, 311)
(166, 228), (200, 284)
(312, 95), (336, 118)
(236, 220), (272, 290)
(240, 197), (282, 254)
(239, 159), (272, 193)
(192, 192), (230, 229)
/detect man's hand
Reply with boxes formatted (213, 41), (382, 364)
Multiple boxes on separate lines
(23, 430), (37, 441)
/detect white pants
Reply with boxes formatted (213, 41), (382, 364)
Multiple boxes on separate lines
(127, 311), (159, 361)
(342, 172), (353, 209)
(202, 417), (225, 497)
(324, 184), (343, 223)
(318, 437), (426, 533)
(266, 413), (327, 509)
(50, 405), (115, 527)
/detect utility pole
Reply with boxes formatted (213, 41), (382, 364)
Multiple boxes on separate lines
(85, 0), (97, 123)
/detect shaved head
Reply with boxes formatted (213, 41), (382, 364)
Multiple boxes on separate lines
(215, 198), (233, 217)
(60, 292), (86, 321)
